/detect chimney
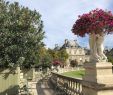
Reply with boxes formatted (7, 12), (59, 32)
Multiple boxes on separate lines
(65, 39), (68, 44)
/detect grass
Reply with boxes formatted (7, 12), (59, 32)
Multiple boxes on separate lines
(61, 70), (85, 78)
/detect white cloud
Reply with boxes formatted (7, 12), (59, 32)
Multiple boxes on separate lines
(6, 0), (113, 48)
(104, 34), (113, 48)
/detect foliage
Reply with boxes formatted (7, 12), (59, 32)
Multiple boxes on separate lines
(36, 47), (52, 69)
(52, 60), (61, 66)
(57, 49), (69, 65)
(106, 48), (113, 64)
(70, 60), (78, 67)
(48, 48), (69, 66)
(48, 48), (59, 60)
(107, 56), (113, 64)
(72, 8), (113, 37)
(0, 0), (45, 67)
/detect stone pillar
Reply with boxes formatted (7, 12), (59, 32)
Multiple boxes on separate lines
(82, 62), (113, 95)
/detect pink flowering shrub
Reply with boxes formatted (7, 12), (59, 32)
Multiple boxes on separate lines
(52, 60), (61, 66)
(72, 9), (113, 37)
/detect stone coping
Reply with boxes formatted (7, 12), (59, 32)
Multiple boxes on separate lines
(84, 62), (113, 69)
(82, 80), (113, 90)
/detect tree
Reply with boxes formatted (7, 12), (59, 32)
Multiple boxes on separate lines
(57, 49), (69, 66)
(48, 48), (58, 61)
(70, 60), (78, 67)
(47, 48), (69, 66)
(0, 1), (45, 67)
(106, 48), (113, 64)
(39, 47), (52, 68)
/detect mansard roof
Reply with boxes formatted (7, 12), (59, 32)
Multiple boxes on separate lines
(61, 39), (81, 49)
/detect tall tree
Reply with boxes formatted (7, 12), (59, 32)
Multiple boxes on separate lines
(0, 0), (45, 67)
(48, 48), (58, 61)
(58, 49), (69, 65)
(48, 48), (69, 66)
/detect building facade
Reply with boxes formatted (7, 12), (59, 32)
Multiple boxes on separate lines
(55, 39), (90, 66)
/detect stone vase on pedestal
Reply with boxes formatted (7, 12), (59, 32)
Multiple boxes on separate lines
(82, 62), (113, 95)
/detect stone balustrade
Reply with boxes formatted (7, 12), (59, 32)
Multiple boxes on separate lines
(50, 72), (83, 95)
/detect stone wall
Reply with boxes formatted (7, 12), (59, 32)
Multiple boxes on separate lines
(0, 67), (20, 95)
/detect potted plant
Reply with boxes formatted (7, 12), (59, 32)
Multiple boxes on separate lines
(72, 9), (113, 62)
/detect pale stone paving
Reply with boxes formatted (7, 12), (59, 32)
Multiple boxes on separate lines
(27, 76), (55, 95)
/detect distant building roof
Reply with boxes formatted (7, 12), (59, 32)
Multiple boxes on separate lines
(54, 39), (90, 53)
(61, 39), (80, 49)
(54, 44), (60, 50)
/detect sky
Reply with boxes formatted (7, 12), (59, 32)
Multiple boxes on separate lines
(7, 0), (113, 49)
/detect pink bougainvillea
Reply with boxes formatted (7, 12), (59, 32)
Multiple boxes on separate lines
(52, 60), (61, 66)
(72, 9), (113, 37)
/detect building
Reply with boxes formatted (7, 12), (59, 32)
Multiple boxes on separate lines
(54, 39), (90, 66)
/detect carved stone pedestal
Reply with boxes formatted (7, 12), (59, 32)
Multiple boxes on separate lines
(82, 62), (113, 95)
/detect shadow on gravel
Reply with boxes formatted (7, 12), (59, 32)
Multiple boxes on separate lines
(36, 77), (55, 95)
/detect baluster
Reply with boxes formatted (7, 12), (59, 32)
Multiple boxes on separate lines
(73, 81), (76, 95)
(69, 80), (71, 95)
(71, 80), (73, 95)
(51, 72), (83, 95)
(67, 79), (69, 94)
(78, 82), (80, 94)
(76, 81), (77, 93)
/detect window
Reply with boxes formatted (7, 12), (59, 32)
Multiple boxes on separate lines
(79, 49), (82, 54)
(74, 50), (76, 54)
